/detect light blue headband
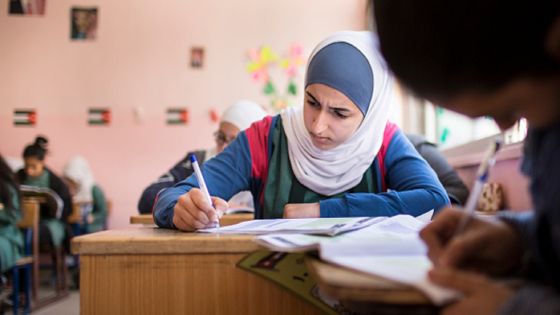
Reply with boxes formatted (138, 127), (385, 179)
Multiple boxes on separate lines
(305, 42), (374, 116)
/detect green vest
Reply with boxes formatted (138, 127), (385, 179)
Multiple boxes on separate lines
(0, 184), (23, 272)
(262, 118), (379, 218)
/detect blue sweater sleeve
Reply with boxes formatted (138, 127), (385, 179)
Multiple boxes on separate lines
(153, 134), (253, 228)
(320, 130), (450, 217)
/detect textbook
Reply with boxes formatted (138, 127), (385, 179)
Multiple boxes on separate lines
(198, 217), (382, 236)
(254, 213), (460, 306)
(20, 185), (64, 219)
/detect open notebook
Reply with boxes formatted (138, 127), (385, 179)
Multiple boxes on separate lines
(255, 213), (460, 306)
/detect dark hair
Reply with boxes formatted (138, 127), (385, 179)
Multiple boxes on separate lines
(372, 0), (560, 100)
(23, 136), (49, 161)
(0, 154), (20, 212)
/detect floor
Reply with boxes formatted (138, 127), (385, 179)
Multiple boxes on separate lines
(4, 291), (80, 315)
(32, 292), (79, 315)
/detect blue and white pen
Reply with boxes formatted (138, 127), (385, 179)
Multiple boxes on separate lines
(190, 155), (220, 228)
(454, 135), (502, 236)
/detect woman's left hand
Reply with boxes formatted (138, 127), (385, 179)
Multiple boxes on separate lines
(429, 267), (515, 315)
(283, 203), (320, 218)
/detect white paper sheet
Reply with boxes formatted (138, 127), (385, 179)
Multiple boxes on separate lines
(199, 216), (383, 236)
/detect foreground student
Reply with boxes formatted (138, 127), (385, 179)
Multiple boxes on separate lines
(138, 100), (267, 214)
(154, 31), (449, 231)
(373, 1), (560, 314)
(16, 136), (72, 249)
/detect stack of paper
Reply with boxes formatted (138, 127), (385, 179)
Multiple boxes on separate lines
(254, 213), (460, 306)
(199, 217), (383, 236)
(255, 214), (423, 252)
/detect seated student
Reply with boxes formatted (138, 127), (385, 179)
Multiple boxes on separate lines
(406, 134), (469, 205)
(373, 1), (560, 314)
(63, 156), (108, 233)
(0, 154), (24, 273)
(154, 31), (449, 231)
(138, 100), (268, 214)
(16, 136), (72, 250)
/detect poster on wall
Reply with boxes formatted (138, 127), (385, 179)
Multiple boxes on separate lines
(13, 109), (37, 126)
(190, 47), (204, 68)
(166, 108), (189, 125)
(9, 0), (46, 15)
(88, 108), (110, 126)
(71, 7), (98, 40)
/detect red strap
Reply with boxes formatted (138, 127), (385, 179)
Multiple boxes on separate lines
(377, 121), (399, 192)
(245, 116), (273, 182)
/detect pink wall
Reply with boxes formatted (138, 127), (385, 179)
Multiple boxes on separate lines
(0, 0), (367, 228)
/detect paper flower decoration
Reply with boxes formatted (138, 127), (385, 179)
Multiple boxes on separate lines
(246, 43), (305, 112)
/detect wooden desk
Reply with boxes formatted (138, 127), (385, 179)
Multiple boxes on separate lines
(71, 227), (322, 315)
(130, 213), (254, 226)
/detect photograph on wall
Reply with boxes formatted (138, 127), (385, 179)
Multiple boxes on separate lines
(8, 0), (46, 15)
(71, 7), (98, 40)
(190, 47), (204, 68)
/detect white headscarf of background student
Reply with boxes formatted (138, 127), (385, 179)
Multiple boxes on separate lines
(63, 156), (95, 203)
(282, 31), (394, 196)
(209, 100), (269, 158)
(63, 156), (108, 233)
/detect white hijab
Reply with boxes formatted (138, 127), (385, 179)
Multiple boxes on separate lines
(281, 31), (395, 196)
(63, 155), (95, 203)
(221, 100), (268, 131)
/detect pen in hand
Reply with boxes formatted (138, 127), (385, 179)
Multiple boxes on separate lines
(190, 155), (220, 228)
(454, 135), (503, 236)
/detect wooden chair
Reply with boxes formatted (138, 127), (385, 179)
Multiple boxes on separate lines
(19, 193), (68, 309)
(68, 202), (92, 237)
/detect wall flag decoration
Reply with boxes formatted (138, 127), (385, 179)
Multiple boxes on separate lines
(13, 109), (37, 126)
(166, 108), (189, 125)
(88, 108), (111, 125)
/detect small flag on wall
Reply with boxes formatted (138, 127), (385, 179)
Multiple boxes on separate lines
(88, 108), (111, 125)
(14, 109), (37, 126)
(166, 108), (189, 125)
(209, 108), (220, 123)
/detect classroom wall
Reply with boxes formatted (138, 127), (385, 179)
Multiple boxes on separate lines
(0, 0), (368, 228)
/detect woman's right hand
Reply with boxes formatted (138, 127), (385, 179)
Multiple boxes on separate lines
(420, 208), (524, 276)
(172, 188), (228, 232)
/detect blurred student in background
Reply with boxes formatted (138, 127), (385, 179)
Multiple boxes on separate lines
(16, 136), (72, 250)
(406, 134), (469, 206)
(0, 154), (24, 273)
(63, 156), (108, 233)
(138, 100), (268, 214)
